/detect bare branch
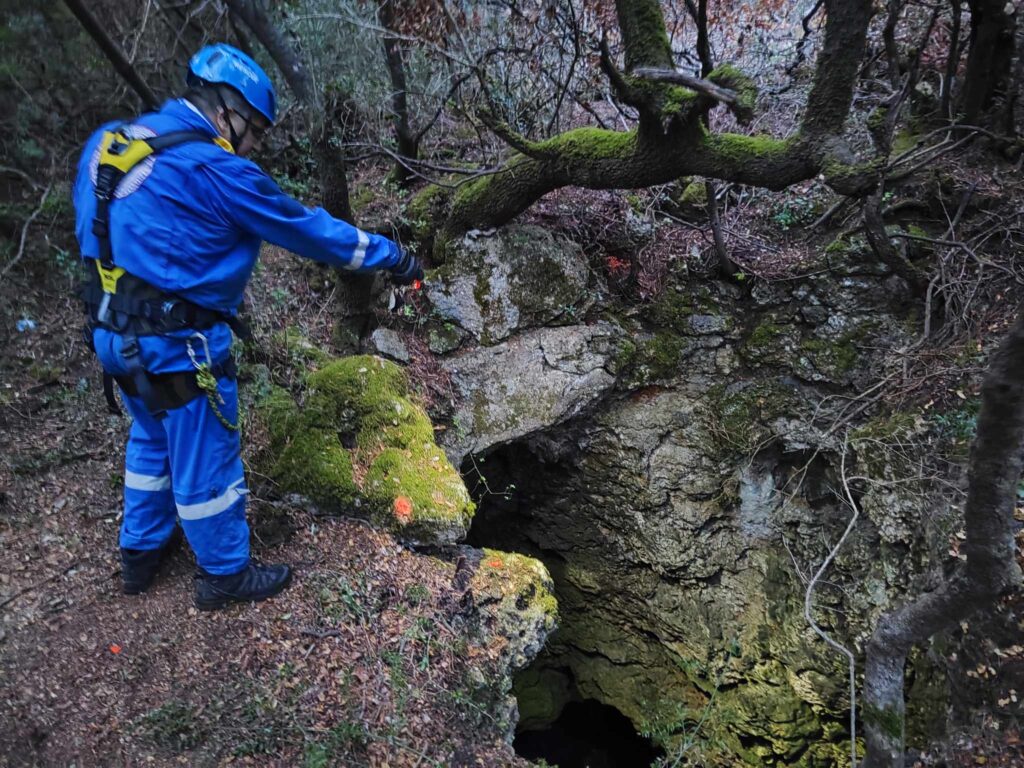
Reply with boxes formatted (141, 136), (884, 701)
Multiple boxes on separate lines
(804, 443), (859, 768)
(632, 67), (738, 106)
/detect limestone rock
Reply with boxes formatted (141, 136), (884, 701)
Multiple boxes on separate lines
(426, 225), (591, 345)
(368, 327), (410, 363)
(439, 322), (624, 462)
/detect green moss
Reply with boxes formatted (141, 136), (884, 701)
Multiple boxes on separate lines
(708, 63), (758, 120)
(800, 335), (859, 375)
(867, 105), (889, 134)
(747, 322), (784, 349)
(405, 183), (452, 243)
(257, 355), (475, 543)
(618, 0), (673, 71)
(364, 444), (474, 542)
(891, 130), (921, 156)
(272, 430), (357, 510)
(643, 290), (722, 333)
(626, 333), (685, 384)
(472, 548), (558, 628)
(306, 356), (410, 422)
(270, 327), (329, 367)
(704, 380), (799, 456)
(862, 702), (903, 740)
(706, 133), (793, 164)
(535, 127), (638, 161)
(822, 157), (882, 191)
(678, 181), (707, 207)
(348, 186), (375, 215)
(260, 386), (301, 444)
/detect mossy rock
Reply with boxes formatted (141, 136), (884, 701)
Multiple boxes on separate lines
(471, 549), (558, 670)
(678, 180), (708, 208)
(257, 355), (475, 545)
(740, 319), (799, 368)
(364, 444), (473, 544)
(268, 327), (330, 367)
(425, 224), (591, 345)
(272, 429), (357, 511)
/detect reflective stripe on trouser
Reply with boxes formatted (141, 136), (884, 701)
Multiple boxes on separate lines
(120, 375), (250, 575)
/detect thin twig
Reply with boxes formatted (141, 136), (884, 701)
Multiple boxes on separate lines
(804, 443), (859, 768)
(1, 181), (53, 278)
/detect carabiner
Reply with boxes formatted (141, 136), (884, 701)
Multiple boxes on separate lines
(186, 331), (213, 370)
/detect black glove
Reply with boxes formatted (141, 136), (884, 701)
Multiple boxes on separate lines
(390, 249), (424, 286)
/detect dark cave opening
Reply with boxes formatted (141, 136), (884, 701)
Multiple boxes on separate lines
(513, 699), (665, 768)
(462, 446), (664, 767)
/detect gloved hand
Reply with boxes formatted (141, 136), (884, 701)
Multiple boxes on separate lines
(390, 249), (424, 286)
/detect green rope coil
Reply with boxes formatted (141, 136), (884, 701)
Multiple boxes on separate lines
(195, 364), (240, 432)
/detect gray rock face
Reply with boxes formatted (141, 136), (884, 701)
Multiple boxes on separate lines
(458, 272), (957, 762)
(368, 327), (410, 363)
(439, 322), (624, 463)
(426, 225), (592, 345)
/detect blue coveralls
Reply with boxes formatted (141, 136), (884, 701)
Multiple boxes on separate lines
(73, 99), (401, 575)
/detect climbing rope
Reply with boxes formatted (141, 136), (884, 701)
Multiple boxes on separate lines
(194, 362), (240, 432)
(188, 333), (240, 432)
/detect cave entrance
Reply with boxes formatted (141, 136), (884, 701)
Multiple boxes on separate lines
(514, 699), (664, 767)
(462, 446), (665, 767)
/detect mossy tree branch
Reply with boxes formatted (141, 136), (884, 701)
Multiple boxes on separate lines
(435, 0), (875, 253)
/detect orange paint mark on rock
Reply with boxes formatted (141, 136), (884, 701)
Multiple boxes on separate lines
(109, 644), (122, 655)
(393, 496), (413, 525)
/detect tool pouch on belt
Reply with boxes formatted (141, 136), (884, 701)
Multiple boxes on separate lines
(113, 358), (238, 413)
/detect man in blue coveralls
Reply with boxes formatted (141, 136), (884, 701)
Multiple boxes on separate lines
(73, 44), (422, 610)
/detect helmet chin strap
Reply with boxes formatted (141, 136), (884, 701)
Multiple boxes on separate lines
(215, 90), (248, 153)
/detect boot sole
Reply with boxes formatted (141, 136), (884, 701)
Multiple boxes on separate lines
(194, 569), (293, 612)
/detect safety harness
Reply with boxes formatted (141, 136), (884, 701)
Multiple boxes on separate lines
(80, 127), (248, 424)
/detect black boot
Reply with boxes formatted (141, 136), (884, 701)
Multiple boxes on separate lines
(194, 562), (292, 611)
(121, 525), (184, 595)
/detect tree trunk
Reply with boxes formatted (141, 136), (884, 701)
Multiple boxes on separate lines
(62, 0), (159, 110)
(862, 311), (1024, 767)
(378, 0), (419, 187)
(223, 0), (314, 105)
(941, 0), (963, 120)
(961, 0), (1017, 122)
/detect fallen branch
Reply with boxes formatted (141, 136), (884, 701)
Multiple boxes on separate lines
(300, 627), (344, 639)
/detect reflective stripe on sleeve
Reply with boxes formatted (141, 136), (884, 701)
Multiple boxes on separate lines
(176, 478), (247, 521)
(348, 228), (369, 270)
(125, 470), (172, 492)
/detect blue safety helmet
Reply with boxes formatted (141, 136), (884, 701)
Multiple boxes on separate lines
(187, 43), (277, 125)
